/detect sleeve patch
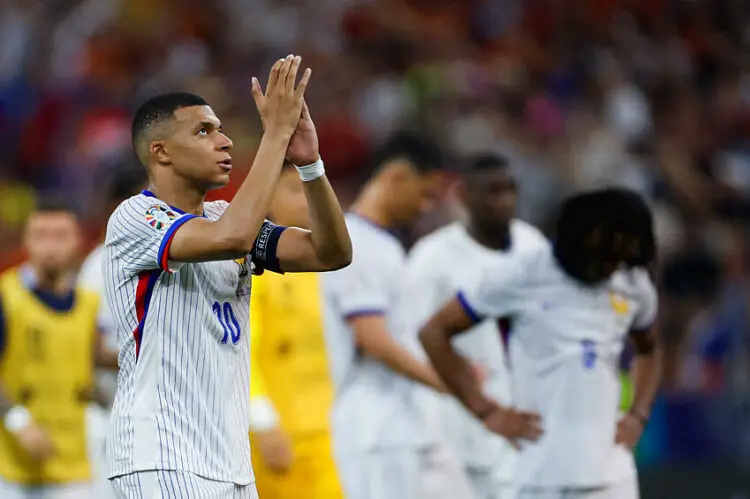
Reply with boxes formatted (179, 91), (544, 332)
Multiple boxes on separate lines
(145, 205), (178, 230)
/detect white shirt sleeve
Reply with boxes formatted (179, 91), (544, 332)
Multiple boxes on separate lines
(331, 246), (389, 318)
(630, 268), (658, 332)
(78, 246), (104, 293)
(458, 257), (526, 322)
(106, 196), (199, 274)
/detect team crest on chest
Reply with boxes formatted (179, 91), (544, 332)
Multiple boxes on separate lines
(234, 256), (252, 296)
(145, 205), (177, 230)
(609, 292), (629, 315)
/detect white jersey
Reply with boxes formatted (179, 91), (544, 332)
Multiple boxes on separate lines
(79, 243), (118, 397)
(103, 190), (286, 485)
(458, 244), (657, 487)
(322, 213), (432, 453)
(402, 220), (547, 478)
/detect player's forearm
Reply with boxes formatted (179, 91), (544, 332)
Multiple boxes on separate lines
(301, 175), (352, 269)
(218, 132), (292, 252)
(95, 348), (119, 370)
(420, 323), (495, 417)
(629, 330), (663, 420)
(359, 333), (445, 392)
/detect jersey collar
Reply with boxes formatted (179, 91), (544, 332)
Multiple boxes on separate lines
(141, 189), (205, 217)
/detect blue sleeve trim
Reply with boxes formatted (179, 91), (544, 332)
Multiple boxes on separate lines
(457, 291), (483, 324)
(156, 214), (198, 271)
(344, 309), (386, 321)
(252, 221), (287, 274)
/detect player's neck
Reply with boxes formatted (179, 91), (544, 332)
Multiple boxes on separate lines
(28, 264), (72, 296)
(148, 178), (205, 216)
(466, 222), (511, 251)
(350, 189), (395, 230)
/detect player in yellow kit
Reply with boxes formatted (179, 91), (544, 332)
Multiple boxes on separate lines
(249, 164), (343, 499)
(0, 200), (118, 499)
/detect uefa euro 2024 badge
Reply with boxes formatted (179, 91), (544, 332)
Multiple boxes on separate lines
(145, 205), (177, 230)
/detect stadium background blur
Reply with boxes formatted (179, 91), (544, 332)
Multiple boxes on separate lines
(0, 0), (749, 497)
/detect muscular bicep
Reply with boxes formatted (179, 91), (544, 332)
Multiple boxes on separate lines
(167, 217), (250, 263)
(420, 296), (477, 342)
(273, 227), (329, 273)
(347, 313), (390, 354)
(628, 325), (660, 356)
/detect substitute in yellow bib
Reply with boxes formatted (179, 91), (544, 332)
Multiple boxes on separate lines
(250, 165), (343, 499)
(0, 199), (118, 499)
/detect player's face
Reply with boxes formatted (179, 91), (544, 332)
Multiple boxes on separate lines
(166, 105), (234, 190)
(24, 211), (81, 274)
(390, 167), (443, 226)
(464, 169), (517, 232)
(269, 169), (310, 228)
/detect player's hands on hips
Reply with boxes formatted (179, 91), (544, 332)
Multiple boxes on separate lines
(251, 54), (311, 139)
(482, 405), (544, 449)
(615, 412), (644, 450)
(15, 423), (55, 462)
(256, 427), (294, 474)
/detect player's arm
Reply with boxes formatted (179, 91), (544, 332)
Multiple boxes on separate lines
(348, 314), (447, 392)
(93, 330), (118, 370)
(418, 298), (496, 417)
(623, 271), (663, 428)
(273, 174), (352, 273)
(167, 57), (311, 263)
(627, 324), (663, 424)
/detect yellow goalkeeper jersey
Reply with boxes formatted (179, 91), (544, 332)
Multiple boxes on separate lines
(250, 271), (335, 436)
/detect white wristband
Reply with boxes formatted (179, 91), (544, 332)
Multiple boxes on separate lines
(248, 397), (280, 433)
(4, 405), (31, 434)
(295, 158), (325, 182)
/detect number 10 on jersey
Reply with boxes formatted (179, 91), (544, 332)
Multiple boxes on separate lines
(212, 301), (241, 345)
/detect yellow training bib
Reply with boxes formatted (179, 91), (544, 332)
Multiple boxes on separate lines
(0, 268), (98, 484)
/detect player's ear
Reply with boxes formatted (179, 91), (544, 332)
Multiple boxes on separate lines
(150, 140), (171, 165)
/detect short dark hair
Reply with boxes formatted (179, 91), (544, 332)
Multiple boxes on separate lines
(463, 153), (509, 176)
(34, 196), (78, 216)
(371, 130), (444, 174)
(132, 92), (209, 163)
(553, 187), (656, 281)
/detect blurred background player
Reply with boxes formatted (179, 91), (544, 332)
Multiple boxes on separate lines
(402, 153), (548, 499)
(323, 131), (475, 499)
(0, 200), (118, 499)
(249, 163), (344, 499)
(77, 165), (148, 499)
(420, 188), (663, 499)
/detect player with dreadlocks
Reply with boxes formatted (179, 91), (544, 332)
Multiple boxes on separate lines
(419, 187), (662, 499)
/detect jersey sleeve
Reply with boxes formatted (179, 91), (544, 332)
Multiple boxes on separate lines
(457, 257), (525, 324)
(248, 275), (281, 432)
(630, 268), (658, 333)
(401, 240), (450, 333)
(330, 246), (388, 318)
(106, 197), (199, 274)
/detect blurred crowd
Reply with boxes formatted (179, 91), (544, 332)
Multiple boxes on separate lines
(1, 0), (750, 472)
